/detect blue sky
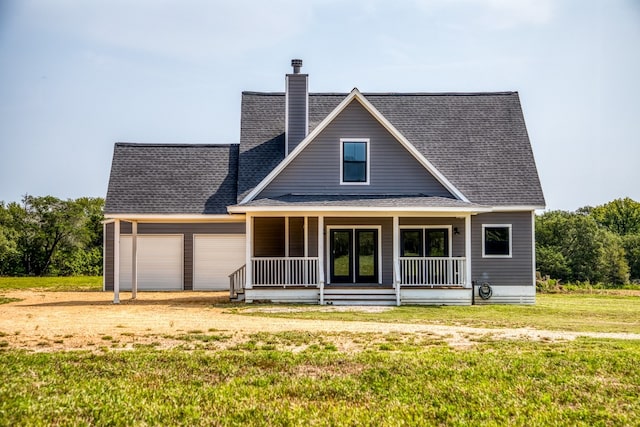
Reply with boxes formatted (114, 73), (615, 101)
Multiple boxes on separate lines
(0, 0), (638, 211)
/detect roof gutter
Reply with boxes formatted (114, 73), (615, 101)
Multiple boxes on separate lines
(227, 205), (492, 214)
(103, 213), (245, 222)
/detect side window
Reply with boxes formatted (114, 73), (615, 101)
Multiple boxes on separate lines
(340, 139), (369, 184)
(482, 224), (512, 258)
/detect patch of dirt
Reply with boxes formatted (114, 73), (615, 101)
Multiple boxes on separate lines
(0, 290), (638, 353)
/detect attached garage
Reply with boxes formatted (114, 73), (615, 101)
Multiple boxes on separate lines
(193, 234), (246, 290)
(119, 235), (184, 290)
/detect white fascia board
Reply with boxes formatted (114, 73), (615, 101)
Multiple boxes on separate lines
(240, 89), (363, 204)
(104, 214), (245, 222)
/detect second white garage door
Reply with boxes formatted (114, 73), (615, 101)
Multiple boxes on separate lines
(193, 234), (246, 290)
(119, 235), (183, 290)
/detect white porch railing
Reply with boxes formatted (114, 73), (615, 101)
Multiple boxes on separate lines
(252, 257), (319, 286)
(229, 264), (246, 299)
(399, 257), (466, 286)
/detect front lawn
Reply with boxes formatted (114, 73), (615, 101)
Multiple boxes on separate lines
(0, 338), (638, 426)
(229, 293), (640, 334)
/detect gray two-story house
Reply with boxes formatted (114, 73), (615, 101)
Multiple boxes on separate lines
(104, 59), (545, 305)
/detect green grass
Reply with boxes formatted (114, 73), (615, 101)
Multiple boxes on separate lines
(0, 276), (102, 291)
(230, 293), (640, 334)
(0, 297), (22, 305)
(0, 338), (638, 426)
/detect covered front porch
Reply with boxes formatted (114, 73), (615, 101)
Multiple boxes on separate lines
(228, 201), (482, 305)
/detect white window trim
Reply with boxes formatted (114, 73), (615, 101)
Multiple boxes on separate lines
(326, 225), (382, 284)
(482, 224), (512, 258)
(399, 225), (453, 257)
(339, 138), (370, 185)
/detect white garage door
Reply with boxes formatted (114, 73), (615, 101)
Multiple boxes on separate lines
(193, 234), (245, 290)
(119, 235), (183, 290)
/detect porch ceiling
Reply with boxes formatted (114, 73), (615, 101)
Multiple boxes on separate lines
(228, 194), (490, 213)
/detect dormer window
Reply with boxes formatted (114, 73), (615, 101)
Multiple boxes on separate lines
(340, 138), (370, 185)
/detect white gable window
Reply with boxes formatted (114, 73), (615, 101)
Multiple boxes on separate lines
(482, 224), (512, 258)
(340, 138), (370, 185)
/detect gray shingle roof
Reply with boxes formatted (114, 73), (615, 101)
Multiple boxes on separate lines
(105, 143), (238, 214)
(231, 194), (485, 210)
(239, 92), (545, 207)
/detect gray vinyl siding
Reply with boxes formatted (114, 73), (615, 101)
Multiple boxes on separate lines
(471, 212), (533, 287)
(325, 217), (393, 285)
(258, 100), (454, 199)
(289, 217), (305, 257)
(286, 74), (308, 154)
(308, 217), (318, 257)
(254, 217), (285, 257)
(399, 217), (466, 257)
(104, 221), (245, 291)
(253, 217), (319, 258)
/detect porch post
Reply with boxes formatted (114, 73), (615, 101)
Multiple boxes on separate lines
(245, 214), (253, 290)
(465, 214), (472, 289)
(393, 216), (400, 306)
(131, 220), (138, 300)
(113, 219), (120, 304)
(318, 215), (325, 305)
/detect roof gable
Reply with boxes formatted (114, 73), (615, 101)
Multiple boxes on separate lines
(241, 89), (468, 204)
(255, 98), (456, 200)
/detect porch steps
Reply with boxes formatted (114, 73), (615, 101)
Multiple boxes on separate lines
(323, 287), (397, 306)
(231, 291), (245, 302)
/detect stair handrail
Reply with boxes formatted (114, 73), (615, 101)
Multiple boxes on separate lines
(229, 264), (246, 299)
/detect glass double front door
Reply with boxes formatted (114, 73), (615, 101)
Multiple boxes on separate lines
(330, 229), (379, 284)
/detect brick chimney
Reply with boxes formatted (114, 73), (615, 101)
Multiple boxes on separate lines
(285, 59), (308, 155)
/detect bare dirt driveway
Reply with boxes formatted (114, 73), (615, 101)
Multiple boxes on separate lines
(1, 290), (639, 352)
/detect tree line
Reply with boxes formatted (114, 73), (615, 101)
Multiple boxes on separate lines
(1, 194), (638, 284)
(0, 195), (104, 276)
(536, 197), (640, 286)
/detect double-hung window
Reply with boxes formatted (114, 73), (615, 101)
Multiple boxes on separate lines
(482, 224), (512, 258)
(340, 139), (369, 184)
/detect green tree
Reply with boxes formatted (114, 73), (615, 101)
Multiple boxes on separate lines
(535, 245), (571, 281)
(622, 234), (640, 282)
(53, 197), (105, 275)
(0, 195), (104, 276)
(597, 231), (630, 286)
(0, 203), (19, 274)
(536, 210), (629, 285)
(591, 197), (640, 236)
